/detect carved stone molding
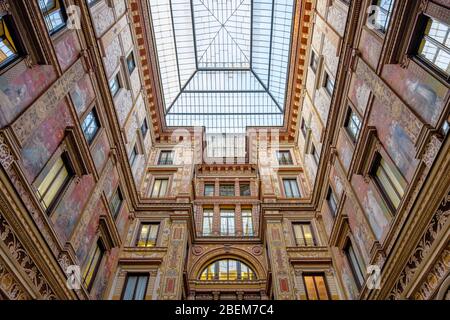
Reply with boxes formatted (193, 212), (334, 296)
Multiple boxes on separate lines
(0, 132), (15, 170)
(388, 192), (450, 299)
(0, 211), (57, 299)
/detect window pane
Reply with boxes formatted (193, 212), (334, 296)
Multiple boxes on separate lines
(122, 276), (137, 300)
(202, 210), (213, 236)
(204, 184), (215, 196)
(242, 210), (253, 236)
(0, 16), (20, 67)
(37, 156), (72, 211)
(137, 224), (149, 247)
(220, 184), (235, 196)
(134, 276), (148, 300)
(200, 259), (255, 281)
(240, 183), (251, 196)
(315, 276), (329, 300)
(304, 276), (319, 300)
(39, 0), (67, 35)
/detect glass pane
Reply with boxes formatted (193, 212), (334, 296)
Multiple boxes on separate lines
(219, 260), (228, 280)
(137, 224), (149, 247)
(304, 276), (319, 300)
(147, 225), (158, 246)
(123, 276), (137, 300)
(302, 224), (314, 246)
(134, 276), (148, 300)
(315, 276), (329, 300)
(42, 165), (68, 209)
(376, 165), (401, 209)
(228, 260), (238, 280)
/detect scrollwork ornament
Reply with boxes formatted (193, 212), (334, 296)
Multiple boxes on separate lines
(0, 132), (15, 170)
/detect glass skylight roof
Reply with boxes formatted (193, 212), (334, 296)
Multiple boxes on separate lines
(149, 0), (295, 134)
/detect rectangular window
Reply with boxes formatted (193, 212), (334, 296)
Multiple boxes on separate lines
(39, 0), (68, 35)
(326, 187), (338, 216)
(140, 118), (148, 138)
(324, 72), (335, 95)
(82, 240), (105, 291)
(303, 274), (330, 300)
(81, 108), (100, 144)
(283, 178), (301, 198)
(204, 184), (215, 196)
(345, 241), (365, 289)
(344, 108), (362, 142)
(242, 209), (254, 236)
(202, 209), (214, 236)
(136, 223), (159, 247)
(129, 145), (138, 166)
(109, 187), (123, 219)
(0, 15), (21, 69)
(310, 50), (319, 73)
(371, 0), (394, 33)
(122, 274), (149, 300)
(127, 52), (136, 74)
(417, 16), (450, 77)
(37, 154), (73, 212)
(151, 178), (169, 198)
(301, 118), (307, 138)
(371, 155), (405, 211)
(158, 150), (174, 165)
(109, 74), (121, 97)
(239, 183), (251, 196)
(293, 223), (315, 246)
(312, 144), (320, 165)
(277, 151), (293, 165)
(219, 184), (235, 197)
(220, 209), (235, 236)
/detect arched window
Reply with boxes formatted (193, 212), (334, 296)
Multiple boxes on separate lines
(200, 259), (256, 281)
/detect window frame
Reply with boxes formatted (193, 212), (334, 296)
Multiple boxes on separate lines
(368, 0), (394, 35)
(310, 50), (319, 73)
(109, 72), (122, 97)
(0, 14), (24, 71)
(126, 51), (136, 74)
(81, 107), (101, 145)
(121, 273), (149, 300)
(150, 177), (170, 198)
(282, 177), (301, 198)
(82, 239), (105, 292)
(326, 186), (338, 216)
(241, 208), (254, 237)
(109, 187), (123, 220)
(200, 259), (256, 281)
(140, 118), (149, 138)
(239, 183), (251, 197)
(410, 13), (450, 82)
(135, 223), (159, 247)
(292, 222), (316, 246)
(220, 208), (235, 236)
(302, 273), (331, 300)
(370, 153), (406, 213)
(344, 240), (365, 290)
(219, 184), (235, 197)
(323, 71), (335, 96)
(202, 208), (214, 236)
(344, 106), (362, 143)
(38, 0), (68, 36)
(204, 183), (215, 196)
(35, 152), (75, 214)
(158, 150), (174, 165)
(276, 150), (294, 165)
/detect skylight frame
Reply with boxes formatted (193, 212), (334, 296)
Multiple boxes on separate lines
(148, 0), (296, 135)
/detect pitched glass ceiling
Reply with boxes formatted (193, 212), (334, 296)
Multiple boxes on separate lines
(149, 0), (295, 134)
